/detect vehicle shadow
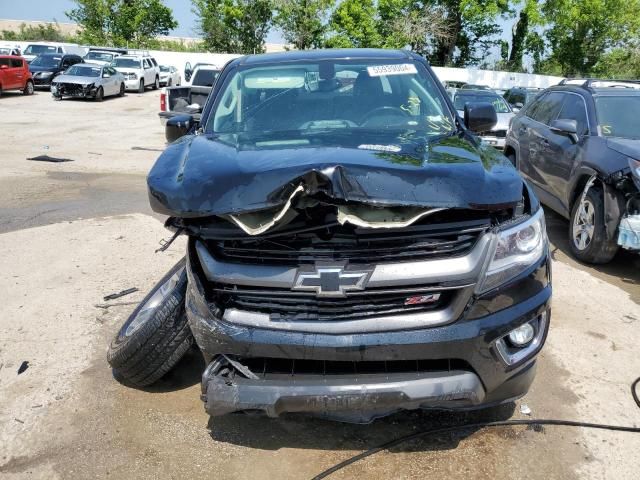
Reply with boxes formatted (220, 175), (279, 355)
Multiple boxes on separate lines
(207, 401), (516, 452)
(544, 208), (639, 296)
(112, 345), (205, 392)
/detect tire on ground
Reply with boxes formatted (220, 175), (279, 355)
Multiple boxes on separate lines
(568, 186), (619, 264)
(107, 258), (193, 387)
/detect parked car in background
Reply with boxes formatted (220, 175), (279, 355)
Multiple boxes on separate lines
(453, 89), (514, 149)
(51, 63), (125, 101)
(504, 79), (640, 263)
(159, 65), (220, 125)
(159, 65), (181, 86)
(84, 49), (124, 66)
(113, 53), (160, 93)
(0, 46), (21, 56)
(461, 84), (492, 90)
(22, 43), (86, 64)
(29, 53), (84, 89)
(184, 62), (213, 84)
(0, 55), (33, 96)
(503, 87), (544, 111)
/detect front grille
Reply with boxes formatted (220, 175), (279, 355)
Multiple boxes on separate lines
(57, 83), (87, 96)
(492, 129), (507, 138)
(211, 284), (454, 320)
(208, 218), (489, 266)
(235, 356), (472, 377)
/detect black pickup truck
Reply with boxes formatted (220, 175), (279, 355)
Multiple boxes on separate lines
(158, 64), (220, 125)
(112, 49), (551, 424)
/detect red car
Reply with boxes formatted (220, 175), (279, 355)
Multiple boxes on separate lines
(0, 55), (34, 96)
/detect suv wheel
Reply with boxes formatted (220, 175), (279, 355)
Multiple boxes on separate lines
(569, 187), (619, 264)
(107, 259), (194, 387)
(119, 83), (125, 97)
(153, 76), (159, 90)
(23, 80), (34, 95)
(138, 79), (145, 93)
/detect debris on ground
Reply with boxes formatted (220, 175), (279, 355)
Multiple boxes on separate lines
(27, 155), (74, 163)
(520, 403), (532, 416)
(14, 418), (24, 424)
(131, 146), (163, 152)
(94, 301), (140, 310)
(103, 287), (139, 301)
(17, 361), (29, 375)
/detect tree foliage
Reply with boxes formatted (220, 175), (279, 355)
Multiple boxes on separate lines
(273, 0), (335, 50)
(540, 0), (640, 76)
(0, 22), (76, 42)
(193, 0), (272, 54)
(66, 0), (177, 46)
(325, 0), (382, 48)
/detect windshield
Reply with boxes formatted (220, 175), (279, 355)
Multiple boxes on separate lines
(192, 69), (219, 86)
(66, 65), (101, 77)
(595, 96), (640, 139)
(85, 51), (113, 62)
(113, 58), (141, 69)
(25, 45), (57, 55)
(160, 66), (170, 72)
(207, 60), (454, 142)
(454, 94), (511, 113)
(30, 55), (62, 68)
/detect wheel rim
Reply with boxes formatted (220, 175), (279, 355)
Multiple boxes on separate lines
(122, 269), (183, 338)
(27, 82), (33, 94)
(572, 198), (595, 251)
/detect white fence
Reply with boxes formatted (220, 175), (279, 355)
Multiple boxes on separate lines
(4, 40), (565, 88)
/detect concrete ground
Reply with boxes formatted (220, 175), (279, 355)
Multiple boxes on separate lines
(0, 89), (639, 480)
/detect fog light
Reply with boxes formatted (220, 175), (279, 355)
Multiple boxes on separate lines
(508, 322), (535, 346)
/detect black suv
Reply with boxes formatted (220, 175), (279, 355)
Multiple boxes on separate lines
(505, 80), (640, 263)
(113, 49), (552, 423)
(29, 53), (84, 88)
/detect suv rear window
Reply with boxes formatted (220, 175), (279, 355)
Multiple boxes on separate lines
(595, 95), (640, 139)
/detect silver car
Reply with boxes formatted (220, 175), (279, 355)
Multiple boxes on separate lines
(51, 63), (126, 101)
(453, 90), (515, 149)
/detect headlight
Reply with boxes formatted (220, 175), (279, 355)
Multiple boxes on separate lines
(629, 158), (640, 190)
(476, 208), (547, 293)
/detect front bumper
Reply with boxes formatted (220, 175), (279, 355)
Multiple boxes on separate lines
(33, 75), (54, 88)
(480, 135), (506, 149)
(186, 240), (551, 422)
(124, 78), (141, 90)
(51, 83), (96, 99)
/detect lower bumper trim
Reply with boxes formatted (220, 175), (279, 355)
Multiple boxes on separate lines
(202, 356), (485, 423)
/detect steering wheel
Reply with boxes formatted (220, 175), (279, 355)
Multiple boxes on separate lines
(359, 106), (409, 127)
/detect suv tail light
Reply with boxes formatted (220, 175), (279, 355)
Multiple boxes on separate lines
(160, 91), (166, 111)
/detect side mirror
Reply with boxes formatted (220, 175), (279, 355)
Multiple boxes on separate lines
(514, 102), (524, 109)
(464, 102), (497, 133)
(550, 118), (579, 143)
(103, 73), (111, 78)
(166, 114), (196, 143)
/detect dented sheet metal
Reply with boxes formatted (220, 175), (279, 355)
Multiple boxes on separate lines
(147, 133), (522, 218)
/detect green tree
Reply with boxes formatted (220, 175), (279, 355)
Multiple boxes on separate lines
(541, 0), (640, 76)
(274, 0), (335, 50)
(0, 22), (76, 42)
(431, 0), (510, 67)
(67, 0), (177, 46)
(593, 47), (640, 79)
(325, 0), (382, 48)
(193, 0), (272, 54)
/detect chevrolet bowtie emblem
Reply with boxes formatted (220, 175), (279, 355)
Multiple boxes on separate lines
(292, 264), (373, 297)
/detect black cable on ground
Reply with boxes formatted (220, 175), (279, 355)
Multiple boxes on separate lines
(312, 377), (640, 480)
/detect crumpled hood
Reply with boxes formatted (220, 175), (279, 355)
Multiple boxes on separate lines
(147, 132), (523, 218)
(53, 74), (98, 85)
(606, 138), (640, 161)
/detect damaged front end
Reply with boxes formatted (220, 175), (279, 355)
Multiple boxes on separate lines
(165, 175), (550, 422)
(614, 159), (640, 250)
